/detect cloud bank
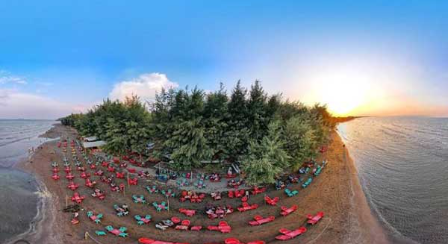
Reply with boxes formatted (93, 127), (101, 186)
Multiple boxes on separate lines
(0, 89), (85, 119)
(1, 71), (179, 119)
(109, 73), (178, 102)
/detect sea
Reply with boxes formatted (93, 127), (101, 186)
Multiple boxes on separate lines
(338, 117), (448, 244)
(0, 119), (56, 243)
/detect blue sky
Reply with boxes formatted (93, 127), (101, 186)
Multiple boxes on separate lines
(1, 0), (448, 118)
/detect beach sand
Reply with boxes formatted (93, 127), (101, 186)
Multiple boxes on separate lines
(16, 124), (389, 244)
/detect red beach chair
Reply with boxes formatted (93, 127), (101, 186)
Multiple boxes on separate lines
(179, 208), (196, 217)
(307, 212), (324, 225)
(67, 181), (79, 191)
(51, 173), (60, 180)
(116, 171), (125, 179)
(225, 239), (265, 244)
(264, 195), (279, 206)
(85, 178), (96, 188)
(128, 177), (138, 185)
(248, 215), (275, 226)
(190, 225), (202, 231)
(107, 166), (115, 172)
(275, 227), (307, 241)
(80, 172), (90, 179)
(138, 237), (190, 244)
(235, 189), (245, 198)
(92, 189), (106, 200)
(171, 217), (181, 224)
(207, 221), (231, 233)
(64, 167), (71, 173)
(251, 186), (266, 195)
(65, 172), (75, 180)
(280, 205), (297, 216)
(237, 202), (258, 212)
(71, 192), (85, 204)
(175, 220), (190, 230)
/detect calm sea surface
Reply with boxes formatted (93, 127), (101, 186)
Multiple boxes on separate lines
(338, 117), (448, 244)
(0, 120), (55, 243)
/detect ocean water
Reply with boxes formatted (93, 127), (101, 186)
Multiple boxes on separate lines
(338, 117), (448, 244)
(0, 120), (55, 243)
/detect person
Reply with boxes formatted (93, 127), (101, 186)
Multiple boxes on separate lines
(28, 148), (33, 163)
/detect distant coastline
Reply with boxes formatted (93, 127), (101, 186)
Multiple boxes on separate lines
(331, 116), (362, 124)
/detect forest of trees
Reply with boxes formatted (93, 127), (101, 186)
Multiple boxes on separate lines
(60, 81), (334, 185)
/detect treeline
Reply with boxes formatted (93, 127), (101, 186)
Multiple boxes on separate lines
(60, 81), (334, 185)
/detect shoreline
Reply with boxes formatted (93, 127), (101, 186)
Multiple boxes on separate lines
(340, 137), (389, 243)
(14, 124), (389, 244)
(337, 127), (418, 244)
(6, 175), (62, 244)
(7, 124), (63, 244)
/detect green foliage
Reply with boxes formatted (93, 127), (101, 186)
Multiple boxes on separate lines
(242, 121), (289, 185)
(283, 115), (317, 170)
(247, 80), (269, 140)
(60, 95), (152, 158)
(59, 113), (84, 128)
(203, 83), (229, 160)
(159, 87), (213, 170)
(165, 118), (212, 170)
(59, 80), (333, 184)
(225, 81), (250, 160)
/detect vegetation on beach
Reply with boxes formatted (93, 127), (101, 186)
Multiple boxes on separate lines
(60, 81), (334, 185)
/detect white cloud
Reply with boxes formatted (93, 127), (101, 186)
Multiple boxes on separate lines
(0, 70), (27, 85)
(0, 89), (87, 119)
(109, 73), (178, 102)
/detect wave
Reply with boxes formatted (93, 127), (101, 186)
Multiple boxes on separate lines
(0, 120), (56, 243)
(4, 177), (51, 244)
(0, 136), (35, 148)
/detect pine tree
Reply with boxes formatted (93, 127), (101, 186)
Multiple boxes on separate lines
(247, 80), (269, 140)
(166, 118), (212, 170)
(283, 114), (317, 170)
(203, 83), (229, 160)
(225, 81), (250, 161)
(242, 120), (289, 185)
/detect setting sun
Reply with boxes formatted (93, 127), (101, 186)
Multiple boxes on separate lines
(302, 67), (380, 116)
(316, 79), (369, 116)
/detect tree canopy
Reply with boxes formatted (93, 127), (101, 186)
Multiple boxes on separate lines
(60, 81), (333, 184)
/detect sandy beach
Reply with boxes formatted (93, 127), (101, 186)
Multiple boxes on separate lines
(15, 124), (389, 244)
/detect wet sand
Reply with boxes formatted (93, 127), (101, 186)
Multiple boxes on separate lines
(16, 124), (389, 244)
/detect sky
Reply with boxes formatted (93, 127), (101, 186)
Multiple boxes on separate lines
(1, 0), (448, 119)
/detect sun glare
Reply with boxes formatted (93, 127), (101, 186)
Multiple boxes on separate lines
(302, 67), (380, 116)
(320, 80), (369, 116)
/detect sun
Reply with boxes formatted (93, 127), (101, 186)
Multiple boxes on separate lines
(302, 68), (375, 116)
(320, 80), (368, 116)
